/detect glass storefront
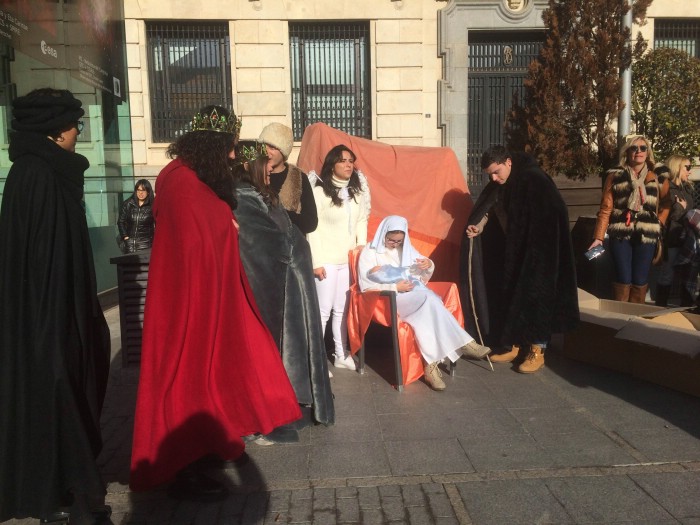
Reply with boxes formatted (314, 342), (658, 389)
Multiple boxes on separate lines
(0, 1), (134, 294)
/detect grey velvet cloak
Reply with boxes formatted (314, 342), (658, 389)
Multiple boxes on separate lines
(234, 183), (334, 426)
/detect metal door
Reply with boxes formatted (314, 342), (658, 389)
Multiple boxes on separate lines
(467, 31), (543, 194)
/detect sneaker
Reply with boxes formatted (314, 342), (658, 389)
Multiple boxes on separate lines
(462, 340), (491, 359)
(334, 354), (357, 370)
(423, 362), (446, 391)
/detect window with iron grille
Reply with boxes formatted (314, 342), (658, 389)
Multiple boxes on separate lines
(654, 19), (700, 58)
(289, 22), (371, 141)
(146, 21), (232, 143)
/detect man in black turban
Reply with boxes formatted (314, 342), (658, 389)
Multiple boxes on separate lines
(0, 88), (111, 523)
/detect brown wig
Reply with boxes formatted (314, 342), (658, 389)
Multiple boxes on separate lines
(166, 105), (238, 210)
(317, 144), (363, 207)
(231, 145), (277, 206)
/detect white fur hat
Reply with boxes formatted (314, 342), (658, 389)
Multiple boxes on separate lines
(259, 122), (293, 159)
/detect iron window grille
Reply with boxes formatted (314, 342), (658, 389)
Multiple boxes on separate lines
(654, 19), (700, 58)
(146, 21), (232, 143)
(289, 22), (371, 141)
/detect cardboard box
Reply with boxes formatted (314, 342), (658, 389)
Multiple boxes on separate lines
(562, 289), (700, 397)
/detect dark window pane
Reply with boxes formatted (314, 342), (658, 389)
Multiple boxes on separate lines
(146, 21), (232, 143)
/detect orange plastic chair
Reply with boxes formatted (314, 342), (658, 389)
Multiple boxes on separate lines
(346, 246), (465, 392)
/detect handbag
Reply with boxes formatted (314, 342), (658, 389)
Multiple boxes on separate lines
(652, 176), (664, 266)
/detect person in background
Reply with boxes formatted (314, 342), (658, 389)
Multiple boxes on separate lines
(307, 144), (371, 371)
(359, 215), (491, 391)
(465, 146), (579, 374)
(259, 122), (318, 234)
(232, 141), (334, 443)
(130, 106), (300, 500)
(0, 88), (111, 524)
(117, 178), (155, 253)
(656, 155), (696, 306)
(588, 135), (672, 303)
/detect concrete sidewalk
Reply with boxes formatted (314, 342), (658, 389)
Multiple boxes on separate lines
(12, 306), (700, 524)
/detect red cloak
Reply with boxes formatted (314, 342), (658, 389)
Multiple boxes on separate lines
(130, 159), (301, 491)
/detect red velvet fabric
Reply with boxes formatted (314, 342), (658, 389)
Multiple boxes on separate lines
(296, 123), (472, 282)
(130, 160), (301, 491)
(346, 246), (465, 386)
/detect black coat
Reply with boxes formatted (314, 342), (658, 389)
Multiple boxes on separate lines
(234, 183), (334, 426)
(460, 153), (579, 346)
(0, 131), (110, 520)
(117, 197), (154, 253)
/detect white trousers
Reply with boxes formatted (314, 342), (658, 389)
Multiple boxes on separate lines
(315, 263), (350, 358)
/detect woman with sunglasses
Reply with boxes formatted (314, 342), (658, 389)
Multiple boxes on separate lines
(654, 155), (696, 306)
(588, 135), (672, 303)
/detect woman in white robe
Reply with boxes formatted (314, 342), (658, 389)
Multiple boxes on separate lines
(357, 215), (490, 391)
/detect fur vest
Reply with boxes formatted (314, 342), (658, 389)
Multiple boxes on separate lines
(606, 167), (662, 244)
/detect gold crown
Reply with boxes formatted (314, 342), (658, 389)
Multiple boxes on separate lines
(190, 107), (242, 139)
(240, 142), (268, 163)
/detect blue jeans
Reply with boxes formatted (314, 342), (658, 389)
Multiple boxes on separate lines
(608, 238), (656, 286)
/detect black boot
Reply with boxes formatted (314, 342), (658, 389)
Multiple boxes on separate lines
(680, 286), (695, 307)
(654, 284), (671, 306)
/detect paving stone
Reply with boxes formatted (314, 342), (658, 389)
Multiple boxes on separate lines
(334, 486), (358, 499)
(311, 509), (336, 525)
(425, 492), (454, 518)
(312, 488), (336, 511)
(400, 483), (425, 505)
(308, 442), (391, 479)
(357, 486), (380, 509)
(631, 471), (700, 519)
(268, 490), (292, 512)
(336, 496), (360, 523)
(380, 496), (406, 522)
(406, 505), (433, 525)
(546, 475), (675, 523)
(359, 507), (385, 525)
(289, 496), (313, 523)
(386, 438), (473, 476)
(378, 484), (401, 498)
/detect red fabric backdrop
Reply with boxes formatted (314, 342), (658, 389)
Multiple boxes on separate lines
(296, 123), (473, 282)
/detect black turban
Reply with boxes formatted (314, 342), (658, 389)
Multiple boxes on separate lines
(11, 89), (84, 134)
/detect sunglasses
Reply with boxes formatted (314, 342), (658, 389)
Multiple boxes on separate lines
(385, 238), (404, 246)
(628, 145), (648, 153)
(685, 164), (693, 171)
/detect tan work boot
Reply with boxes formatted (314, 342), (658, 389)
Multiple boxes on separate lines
(517, 344), (545, 374)
(490, 345), (520, 363)
(612, 282), (631, 302)
(462, 340), (491, 359)
(424, 362), (446, 391)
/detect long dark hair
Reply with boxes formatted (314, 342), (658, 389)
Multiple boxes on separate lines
(317, 144), (363, 207)
(231, 149), (278, 207)
(132, 178), (154, 206)
(166, 105), (237, 210)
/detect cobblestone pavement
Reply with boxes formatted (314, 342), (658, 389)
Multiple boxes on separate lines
(6, 306), (700, 524)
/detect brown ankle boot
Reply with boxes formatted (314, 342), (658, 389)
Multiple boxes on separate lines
(612, 282), (631, 302)
(629, 284), (648, 304)
(517, 344), (545, 374)
(490, 345), (520, 363)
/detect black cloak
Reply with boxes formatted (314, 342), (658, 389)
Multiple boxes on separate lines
(0, 131), (110, 520)
(234, 183), (334, 426)
(460, 153), (579, 347)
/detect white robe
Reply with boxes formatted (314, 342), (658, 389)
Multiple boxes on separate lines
(357, 246), (472, 364)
